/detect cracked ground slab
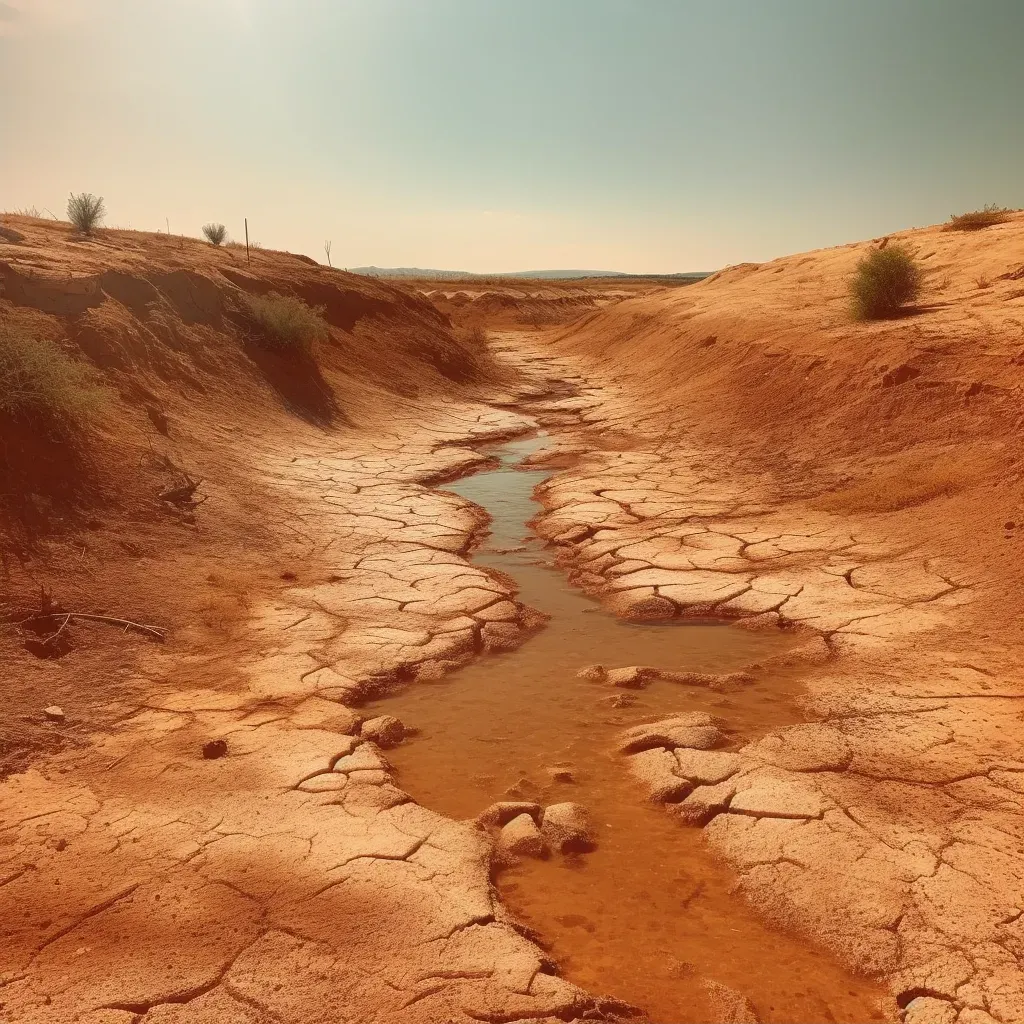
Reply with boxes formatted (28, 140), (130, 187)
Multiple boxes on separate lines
(495, 336), (1024, 1024)
(0, 397), (637, 1024)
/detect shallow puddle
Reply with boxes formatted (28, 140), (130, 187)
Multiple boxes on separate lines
(375, 435), (891, 1023)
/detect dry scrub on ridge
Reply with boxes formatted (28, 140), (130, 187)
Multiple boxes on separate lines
(944, 204), (1013, 231)
(849, 243), (922, 320)
(66, 192), (105, 235)
(0, 319), (106, 430)
(240, 290), (329, 354)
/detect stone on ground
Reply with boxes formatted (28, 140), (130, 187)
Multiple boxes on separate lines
(498, 813), (549, 859)
(541, 802), (595, 852)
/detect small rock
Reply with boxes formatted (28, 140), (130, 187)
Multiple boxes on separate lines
(202, 739), (228, 760)
(497, 813), (548, 859)
(541, 802), (595, 852)
(602, 693), (637, 709)
(576, 664), (606, 681)
(476, 801), (542, 828)
(43, 705), (65, 723)
(481, 622), (522, 652)
(503, 775), (538, 799)
(658, 669), (754, 690)
(605, 666), (653, 689)
(359, 715), (405, 749)
(546, 767), (575, 784)
(1004, 521), (1016, 531)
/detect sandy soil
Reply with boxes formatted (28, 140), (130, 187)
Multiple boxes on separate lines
(2, 211), (1023, 1023)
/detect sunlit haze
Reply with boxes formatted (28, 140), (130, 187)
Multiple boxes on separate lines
(3, 0), (1023, 272)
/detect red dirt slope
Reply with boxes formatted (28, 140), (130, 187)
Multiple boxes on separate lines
(0, 214), (502, 774)
(537, 212), (1024, 1021)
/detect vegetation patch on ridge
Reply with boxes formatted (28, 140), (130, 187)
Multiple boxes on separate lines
(850, 244), (922, 320)
(0, 322), (106, 430)
(944, 205), (1012, 232)
(240, 292), (329, 354)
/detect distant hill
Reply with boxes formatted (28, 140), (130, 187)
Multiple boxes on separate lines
(349, 266), (711, 282)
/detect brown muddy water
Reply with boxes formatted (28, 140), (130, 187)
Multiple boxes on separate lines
(374, 434), (891, 1024)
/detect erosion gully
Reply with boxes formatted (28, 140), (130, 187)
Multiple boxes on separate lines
(371, 432), (889, 1023)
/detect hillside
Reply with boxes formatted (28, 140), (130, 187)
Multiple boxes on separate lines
(0, 214), (505, 770)
(531, 211), (1024, 1021)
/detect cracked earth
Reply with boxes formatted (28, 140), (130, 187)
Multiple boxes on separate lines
(4, 215), (1024, 1024)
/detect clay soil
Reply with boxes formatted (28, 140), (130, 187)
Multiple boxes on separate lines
(2, 211), (1023, 1023)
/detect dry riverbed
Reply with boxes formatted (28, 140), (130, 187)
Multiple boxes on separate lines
(5, 338), (1020, 1023)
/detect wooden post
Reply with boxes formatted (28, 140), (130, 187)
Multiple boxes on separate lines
(245, 218), (250, 266)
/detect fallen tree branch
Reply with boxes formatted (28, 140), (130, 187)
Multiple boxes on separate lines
(159, 474), (204, 507)
(17, 611), (166, 641)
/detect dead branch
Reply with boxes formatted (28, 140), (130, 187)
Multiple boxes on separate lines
(159, 474), (204, 506)
(18, 611), (166, 641)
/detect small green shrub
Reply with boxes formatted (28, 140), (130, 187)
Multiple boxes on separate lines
(945, 205), (1011, 232)
(0, 323), (105, 429)
(67, 193), (105, 235)
(850, 244), (922, 320)
(202, 222), (227, 245)
(240, 292), (328, 354)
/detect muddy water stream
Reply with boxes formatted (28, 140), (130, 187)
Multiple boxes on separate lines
(375, 435), (889, 1023)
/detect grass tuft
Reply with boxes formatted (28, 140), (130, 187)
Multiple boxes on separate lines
(850, 244), (922, 320)
(0, 322), (106, 429)
(945, 205), (1012, 232)
(202, 222), (227, 245)
(67, 193), (105, 235)
(240, 292), (329, 354)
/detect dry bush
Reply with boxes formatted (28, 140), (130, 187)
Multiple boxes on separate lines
(850, 244), (922, 320)
(976, 275), (992, 290)
(813, 461), (972, 514)
(202, 222), (227, 245)
(945, 205), (1012, 232)
(67, 193), (105, 235)
(240, 292), (328, 354)
(0, 322), (105, 429)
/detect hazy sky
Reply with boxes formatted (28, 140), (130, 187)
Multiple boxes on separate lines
(3, 0), (1023, 272)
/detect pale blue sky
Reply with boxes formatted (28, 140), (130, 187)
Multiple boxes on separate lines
(2, 0), (1023, 272)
